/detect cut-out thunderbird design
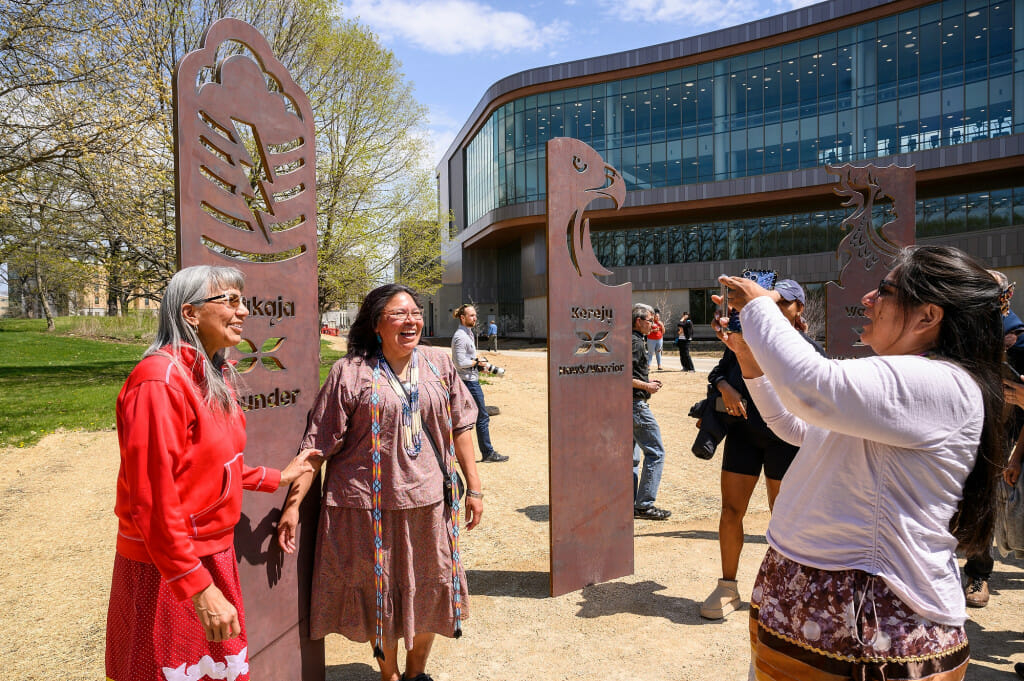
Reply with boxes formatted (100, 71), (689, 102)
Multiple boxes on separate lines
(175, 21), (316, 263)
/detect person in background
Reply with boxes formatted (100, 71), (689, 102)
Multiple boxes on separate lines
(721, 246), (1003, 681)
(963, 271), (1024, 609)
(106, 265), (319, 681)
(676, 312), (695, 372)
(452, 303), (508, 463)
(700, 279), (822, 620)
(487, 319), (498, 352)
(278, 284), (483, 681)
(646, 308), (665, 371)
(632, 303), (671, 520)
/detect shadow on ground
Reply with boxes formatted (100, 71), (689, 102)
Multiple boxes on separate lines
(326, 662), (377, 681)
(637, 529), (767, 545)
(467, 569), (549, 598)
(516, 504), (549, 522)
(576, 579), (721, 625)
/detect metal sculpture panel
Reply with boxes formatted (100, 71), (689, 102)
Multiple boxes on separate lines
(173, 19), (323, 680)
(546, 138), (633, 597)
(824, 164), (916, 358)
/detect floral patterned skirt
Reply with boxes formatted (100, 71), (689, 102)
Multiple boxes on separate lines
(749, 548), (969, 681)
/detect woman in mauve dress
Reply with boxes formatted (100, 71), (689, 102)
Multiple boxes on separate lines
(106, 265), (318, 681)
(278, 283), (483, 681)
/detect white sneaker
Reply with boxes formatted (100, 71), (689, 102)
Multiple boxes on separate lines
(700, 578), (741, 619)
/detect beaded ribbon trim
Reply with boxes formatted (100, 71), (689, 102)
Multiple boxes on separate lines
(369, 352), (463, 660)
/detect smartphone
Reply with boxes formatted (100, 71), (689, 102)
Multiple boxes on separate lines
(742, 268), (778, 290)
(722, 269), (777, 333)
(1004, 361), (1024, 384)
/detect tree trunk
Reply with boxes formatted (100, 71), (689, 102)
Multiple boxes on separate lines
(107, 238), (123, 316)
(33, 245), (55, 331)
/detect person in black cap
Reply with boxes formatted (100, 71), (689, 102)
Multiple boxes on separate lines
(701, 278), (823, 619)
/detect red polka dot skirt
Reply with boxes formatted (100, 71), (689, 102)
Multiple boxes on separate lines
(105, 547), (250, 681)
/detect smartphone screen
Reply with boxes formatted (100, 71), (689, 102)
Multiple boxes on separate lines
(742, 268), (778, 290)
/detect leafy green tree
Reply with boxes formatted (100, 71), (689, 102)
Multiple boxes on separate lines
(2, 0), (442, 316)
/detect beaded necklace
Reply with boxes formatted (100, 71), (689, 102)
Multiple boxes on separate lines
(369, 351), (463, 659)
(377, 349), (422, 458)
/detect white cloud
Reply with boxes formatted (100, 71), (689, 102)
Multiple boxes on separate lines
(603, 0), (800, 29)
(347, 0), (568, 55)
(421, 110), (463, 166)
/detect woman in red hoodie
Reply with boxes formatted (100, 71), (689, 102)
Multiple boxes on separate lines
(106, 265), (318, 681)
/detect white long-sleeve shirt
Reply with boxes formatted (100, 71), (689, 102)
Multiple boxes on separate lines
(740, 296), (983, 626)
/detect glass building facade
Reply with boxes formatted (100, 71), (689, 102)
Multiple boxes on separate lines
(464, 0), (1023, 228)
(590, 185), (1024, 266)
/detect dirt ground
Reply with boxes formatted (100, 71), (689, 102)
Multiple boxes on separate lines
(2, 346), (1023, 681)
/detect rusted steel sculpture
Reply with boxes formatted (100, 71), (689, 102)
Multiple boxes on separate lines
(173, 19), (323, 680)
(824, 164), (916, 358)
(546, 137), (633, 597)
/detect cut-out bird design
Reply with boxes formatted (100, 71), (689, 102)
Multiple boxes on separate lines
(552, 139), (626, 280)
(829, 164), (902, 272)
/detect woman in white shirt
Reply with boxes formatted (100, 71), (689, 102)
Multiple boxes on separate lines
(717, 245), (1004, 681)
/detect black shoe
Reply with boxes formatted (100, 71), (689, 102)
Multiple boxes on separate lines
(964, 576), (990, 607)
(482, 452), (509, 462)
(1014, 662), (1024, 680)
(401, 674), (434, 681)
(634, 506), (671, 520)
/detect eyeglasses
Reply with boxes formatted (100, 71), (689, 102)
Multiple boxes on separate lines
(190, 292), (243, 308)
(876, 279), (900, 298)
(384, 308), (424, 321)
(638, 316), (652, 323)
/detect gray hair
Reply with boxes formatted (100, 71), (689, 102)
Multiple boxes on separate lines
(632, 303), (654, 325)
(146, 265), (245, 413)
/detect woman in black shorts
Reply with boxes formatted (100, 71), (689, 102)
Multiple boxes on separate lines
(700, 279), (823, 620)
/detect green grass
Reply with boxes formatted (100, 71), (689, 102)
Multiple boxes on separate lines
(59, 313), (159, 343)
(319, 338), (346, 382)
(0, 319), (345, 448)
(0, 318), (147, 447)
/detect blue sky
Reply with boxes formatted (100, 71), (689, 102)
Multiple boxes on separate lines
(341, 0), (818, 165)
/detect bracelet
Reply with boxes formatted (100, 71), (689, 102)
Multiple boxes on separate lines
(466, 489), (484, 499)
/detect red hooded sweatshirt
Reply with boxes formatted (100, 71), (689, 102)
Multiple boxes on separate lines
(114, 345), (280, 600)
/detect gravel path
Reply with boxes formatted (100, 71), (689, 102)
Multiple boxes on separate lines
(2, 348), (1022, 680)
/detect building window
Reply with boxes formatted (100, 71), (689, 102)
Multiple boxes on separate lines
(463, 0), (1020, 225)
(590, 184), (1024, 267)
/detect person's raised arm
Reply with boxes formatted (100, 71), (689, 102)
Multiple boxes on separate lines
(739, 295), (977, 447)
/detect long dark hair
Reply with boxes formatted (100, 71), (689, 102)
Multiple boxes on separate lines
(347, 284), (423, 359)
(891, 245), (1005, 554)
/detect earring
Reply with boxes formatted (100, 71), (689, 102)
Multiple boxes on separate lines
(376, 332), (382, 343)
